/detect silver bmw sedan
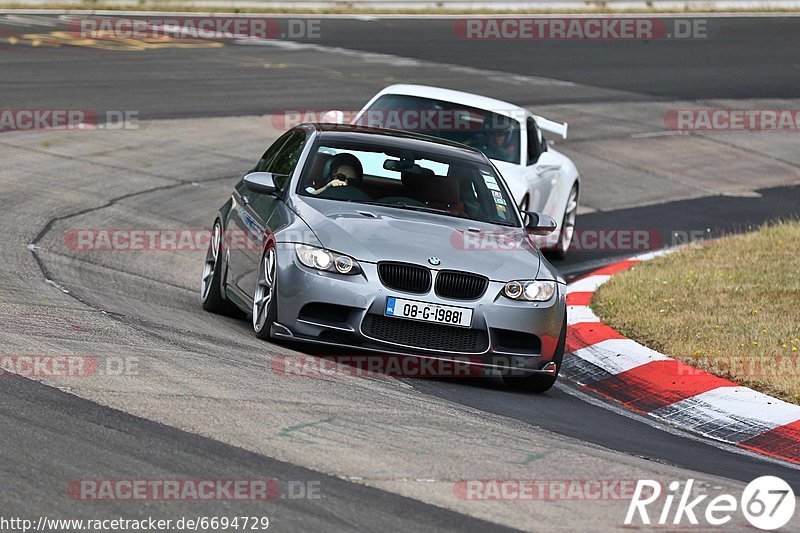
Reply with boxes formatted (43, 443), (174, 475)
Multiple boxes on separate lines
(201, 123), (566, 391)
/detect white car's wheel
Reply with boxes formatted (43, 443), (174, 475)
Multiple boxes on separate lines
(547, 185), (578, 260)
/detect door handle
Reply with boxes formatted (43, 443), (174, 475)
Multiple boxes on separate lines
(241, 195), (250, 206)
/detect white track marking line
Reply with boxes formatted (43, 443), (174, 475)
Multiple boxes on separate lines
(567, 305), (599, 325)
(556, 381), (800, 470)
(233, 38), (576, 87)
(571, 338), (672, 374)
(633, 249), (674, 261)
(660, 386), (800, 429)
(565, 252), (800, 465)
(566, 274), (610, 293)
(631, 130), (689, 139)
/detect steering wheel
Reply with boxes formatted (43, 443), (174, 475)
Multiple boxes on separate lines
(321, 185), (373, 202)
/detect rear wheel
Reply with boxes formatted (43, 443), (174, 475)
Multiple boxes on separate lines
(252, 246), (278, 340)
(546, 185), (578, 260)
(200, 220), (237, 315)
(502, 318), (566, 393)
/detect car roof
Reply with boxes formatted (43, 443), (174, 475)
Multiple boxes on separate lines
(299, 122), (489, 162)
(370, 84), (530, 122)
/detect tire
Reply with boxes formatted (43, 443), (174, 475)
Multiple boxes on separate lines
(252, 245), (278, 340)
(502, 318), (566, 393)
(200, 220), (237, 315)
(545, 185), (578, 261)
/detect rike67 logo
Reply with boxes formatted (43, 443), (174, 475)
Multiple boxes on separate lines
(625, 477), (795, 530)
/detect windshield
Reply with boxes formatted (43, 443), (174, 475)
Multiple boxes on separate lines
(356, 94), (521, 164)
(297, 139), (521, 227)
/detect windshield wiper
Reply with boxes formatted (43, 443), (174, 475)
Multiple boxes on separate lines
(357, 201), (450, 216)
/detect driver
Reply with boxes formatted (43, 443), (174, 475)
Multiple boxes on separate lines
(308, 153), (364, 196)
(483, 118), (515, 161)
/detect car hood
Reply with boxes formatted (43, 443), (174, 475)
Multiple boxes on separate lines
(289, 196), (542, 281)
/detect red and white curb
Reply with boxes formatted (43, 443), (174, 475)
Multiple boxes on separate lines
(563, 251), (800, 465)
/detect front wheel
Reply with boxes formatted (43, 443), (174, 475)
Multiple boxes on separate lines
(252, 246), (278, 340)
(502, 319), (566, 393)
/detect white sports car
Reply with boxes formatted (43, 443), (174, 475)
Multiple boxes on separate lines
(343, 84), (580, 259)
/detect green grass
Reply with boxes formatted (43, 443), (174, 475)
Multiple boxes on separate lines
(592, 220), (800, 404)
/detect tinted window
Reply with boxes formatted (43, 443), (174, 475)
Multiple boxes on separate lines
(269, 131), (306, 188)
(238, 131), (305, 218)
(255, 131), (293, 172)
(358, 94), (521, 164)
(527, 118), (541, 165)
(298, 139), (520, 227)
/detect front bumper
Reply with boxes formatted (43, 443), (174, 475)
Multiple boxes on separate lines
(272, 243), (566, 373)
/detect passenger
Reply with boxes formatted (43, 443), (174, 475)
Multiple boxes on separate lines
(308, 153), (363, 196)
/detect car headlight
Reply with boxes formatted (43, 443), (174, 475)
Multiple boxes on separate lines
(295, 244), (361, 275)
(502, 280), (556, 301)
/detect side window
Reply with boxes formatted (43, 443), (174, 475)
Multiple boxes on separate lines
(527, 118), (542, 165)
(268, 131), (306, 190)
(254, 131), (293, 172)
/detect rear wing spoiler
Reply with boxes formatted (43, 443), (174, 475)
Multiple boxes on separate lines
(533, 114), (568, 140)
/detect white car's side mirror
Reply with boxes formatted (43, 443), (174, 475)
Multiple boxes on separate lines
(534, 151), (562, 173)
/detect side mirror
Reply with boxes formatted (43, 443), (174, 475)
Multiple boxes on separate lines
(321, 110), (345, 124)
(524, 211), (558, 235)
(243, 172), (286, 195)
(534, 151), (562, 173)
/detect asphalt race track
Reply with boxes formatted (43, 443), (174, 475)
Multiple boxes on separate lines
(1, 12), (800, 532)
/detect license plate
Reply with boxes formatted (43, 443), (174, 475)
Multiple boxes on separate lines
(384, 297), (472, 328)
